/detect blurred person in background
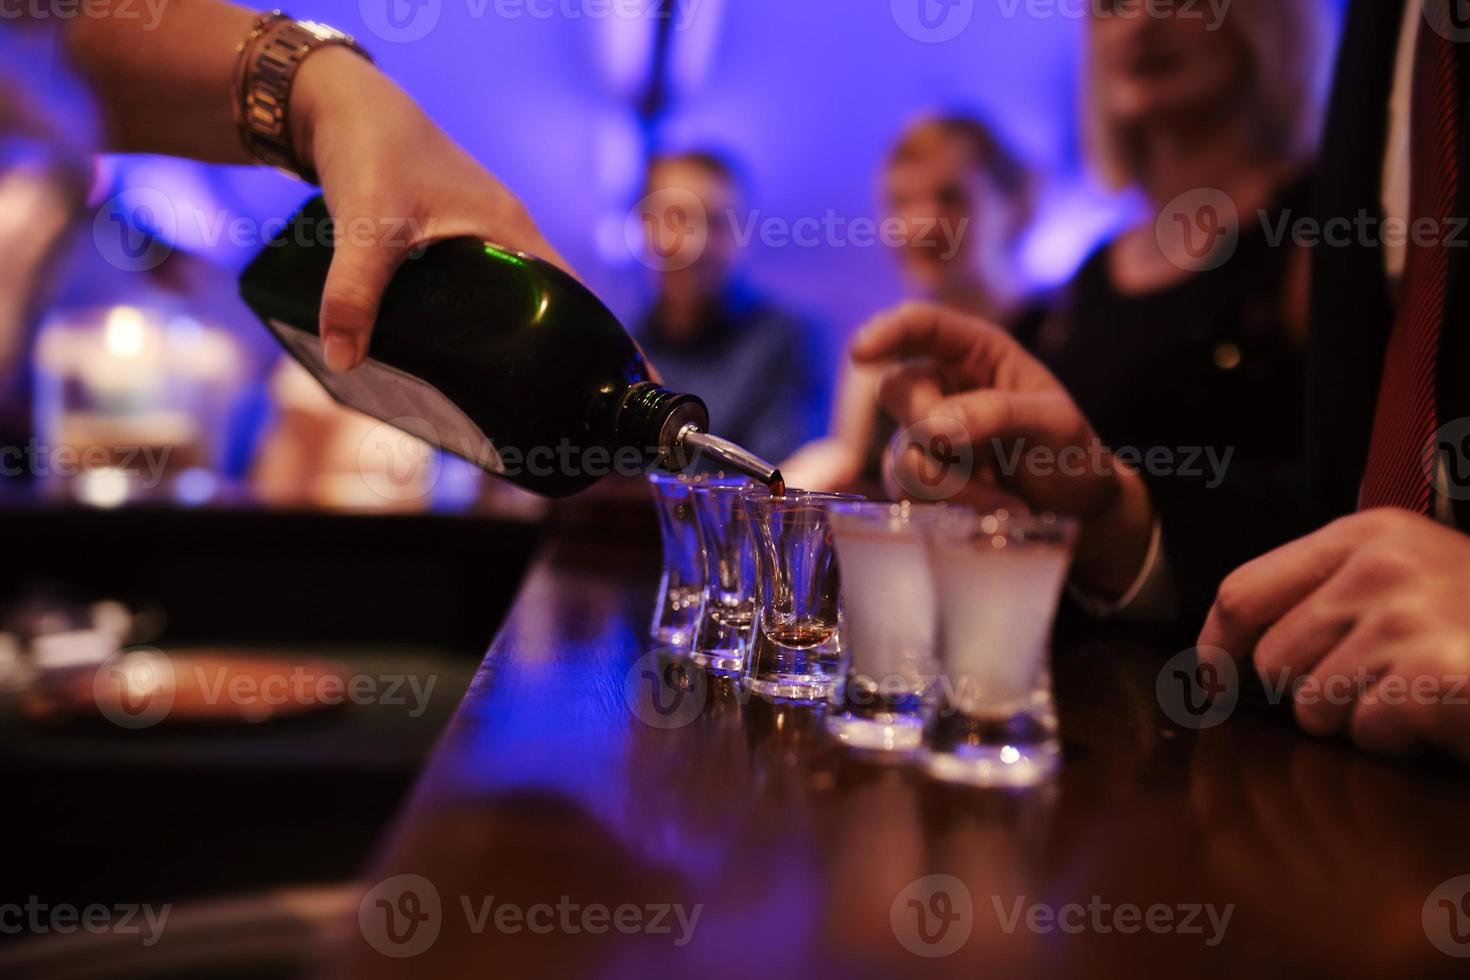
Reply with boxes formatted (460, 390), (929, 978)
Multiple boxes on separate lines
(1017, 0), (1330, 620)
(863, 0), (1327, 618)
(855, 0), (1470, 763)
(633, 151), (831, 463)
(782, 113), (1043, 493)
(0, 42), (93, 470)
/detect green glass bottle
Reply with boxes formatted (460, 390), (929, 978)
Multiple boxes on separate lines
(239, 196), (779, 497)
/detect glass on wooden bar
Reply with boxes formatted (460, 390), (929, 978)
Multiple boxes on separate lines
(919, 508), (1075, 788)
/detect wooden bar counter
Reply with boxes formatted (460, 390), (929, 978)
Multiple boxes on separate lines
(318, 523), (1470, 980)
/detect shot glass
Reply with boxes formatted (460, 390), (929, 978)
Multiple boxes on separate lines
(648, 472), (705, 650)
(825, 501), (946, 754)
(742, 491), (862, 702)
(919, 509), (1076, 788)
(688, 477), (760, 674)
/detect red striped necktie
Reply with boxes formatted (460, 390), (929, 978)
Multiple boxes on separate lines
(1359, 13), (1462, 513)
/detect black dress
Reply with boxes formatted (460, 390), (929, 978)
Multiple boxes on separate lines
(1033, 179), (1314, 627)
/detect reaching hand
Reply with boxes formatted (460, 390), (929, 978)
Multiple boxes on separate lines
(850, 301), (1154, 598)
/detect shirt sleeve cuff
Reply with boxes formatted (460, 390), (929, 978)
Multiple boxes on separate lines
(1067, 519), (1177, 623)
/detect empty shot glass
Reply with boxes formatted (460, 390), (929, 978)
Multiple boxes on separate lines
(742, 490), (862, 702)
(648, 472), (705, 650)
(688, 477), (760, 674)
(826, 501), (945, 754)
(920, 509), (1076, 788)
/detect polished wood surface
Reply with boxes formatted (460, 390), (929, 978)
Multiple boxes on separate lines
(322, 531), (1470, 979)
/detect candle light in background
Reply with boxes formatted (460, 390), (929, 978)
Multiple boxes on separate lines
(31, 304), (245, 507)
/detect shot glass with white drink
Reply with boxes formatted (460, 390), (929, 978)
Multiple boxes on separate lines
(919, 509), (1076, 788)
(826, 501), (950, 754)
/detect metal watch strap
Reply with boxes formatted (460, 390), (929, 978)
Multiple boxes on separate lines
(238, 18), (373, 184)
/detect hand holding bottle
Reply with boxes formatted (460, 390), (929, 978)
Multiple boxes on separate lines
(289, 48), (575, 372)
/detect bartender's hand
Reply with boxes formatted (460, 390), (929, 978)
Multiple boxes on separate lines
(850, 302), (1154, 599)
(1198, 508), (1470, 763)
(291, 49), (573, 372)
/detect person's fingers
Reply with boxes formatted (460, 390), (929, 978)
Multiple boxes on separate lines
(850, 301), (1012, 371)
(1348, 671), (1426, 758)
(1251, 575), (1357, 710)
(875, 362), (947, 425)
(319, 235), (408, 371)
(1197, 512), (1377, 663)
(922, 388), (1080, 448)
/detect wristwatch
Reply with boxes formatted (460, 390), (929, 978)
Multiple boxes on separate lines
(235, 14), (373, 183)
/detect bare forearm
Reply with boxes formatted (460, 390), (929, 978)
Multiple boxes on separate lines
(61, 0), (258, 162)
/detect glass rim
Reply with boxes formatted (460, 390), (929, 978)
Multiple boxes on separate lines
(740, 488), (865, 503)
(690, 475), (758, 494)
(921, 507), (1078, 549)
(740, 490), (866, 514)
(647, 470), (699, 486)
(827, 500), (964, 534)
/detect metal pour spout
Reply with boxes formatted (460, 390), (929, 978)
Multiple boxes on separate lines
(676, 426), (783, 489)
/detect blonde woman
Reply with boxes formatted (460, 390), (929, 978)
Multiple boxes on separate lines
(852, 0), (1335, 625)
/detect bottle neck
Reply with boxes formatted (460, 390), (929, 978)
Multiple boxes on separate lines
(608, 382), (782, 486)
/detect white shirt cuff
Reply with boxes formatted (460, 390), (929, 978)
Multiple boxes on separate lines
(1067, 519), (1177, 623)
